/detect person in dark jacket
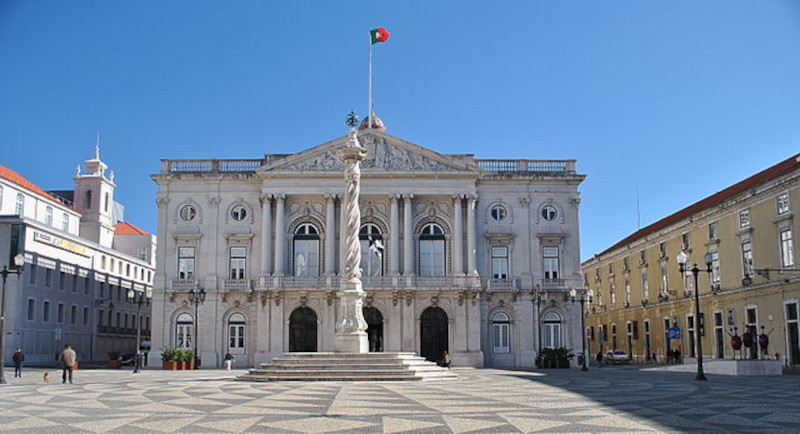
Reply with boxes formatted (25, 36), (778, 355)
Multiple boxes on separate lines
(12, 348), (24, 378)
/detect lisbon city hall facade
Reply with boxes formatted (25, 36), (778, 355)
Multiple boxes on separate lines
(148, 120), (586, 369)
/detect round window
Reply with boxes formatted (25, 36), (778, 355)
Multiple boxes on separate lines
(490, 205), (507, 221)
(179, 205), (197, 222)
(542, 205), (558, 221)
(231, 205), (247, 221)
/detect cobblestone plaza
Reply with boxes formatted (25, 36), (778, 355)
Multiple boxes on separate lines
(0, 367), (798, 433)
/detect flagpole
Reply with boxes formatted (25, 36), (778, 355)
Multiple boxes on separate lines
(368, 31), (373, 129)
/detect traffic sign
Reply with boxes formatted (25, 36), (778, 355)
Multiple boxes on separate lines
(667, 327), (681, 339)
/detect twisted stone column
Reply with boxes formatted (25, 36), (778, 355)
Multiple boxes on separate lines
(334, 130), (368, 353)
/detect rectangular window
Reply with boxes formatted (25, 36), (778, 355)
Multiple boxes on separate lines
(641, 270), (649, 301)
(62, 214), (69, 232)
(43, 301), (51, 322)
(178, 246), (196, 279)
(777, 193), (789, 215)
(739, 209), (750, 228)
(138, 247), (149, 261)
(491, 247), (509, 279)
(780, 228), (795, 267)
(59, 271), (65, 290)
(659, 242), (666, 258)
(70, 305), (77, 324)
(708, 222), (718, 240)
(714, 311), (724, 358)
(660, 265), (669, 295)
(623, 257), (629, 271)
(57, 303), (64, 323)
(624, 277), (631, 306)
(72, 274), (78, 293)
(27, 299), (35, 321)
(45, 268), (52, 287)
(29, 264), (37, 285)
(84, 277), (90, 295)
(610, 280), (617, 305)
(419, 239), (445, 277)
(99, 309), (104, 326)
(83, 307), (89, 325)
(116, 312), (121, 327)
(229, 247), (247, 280)
(711, 250), (721, 283)
(681, 233), (691, 251)
(741, 241), (754, 277)
(493, 322), (510, 353)
(639, 250), (647, 265)
(543, 247), (559, 280)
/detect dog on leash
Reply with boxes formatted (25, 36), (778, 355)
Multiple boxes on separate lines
(43, 372), (51, 384)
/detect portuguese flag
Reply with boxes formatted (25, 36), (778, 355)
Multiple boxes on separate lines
(370, 27), (390, 44)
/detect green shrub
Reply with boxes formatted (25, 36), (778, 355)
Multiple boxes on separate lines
(109, 350), (122, 361)
(160, 347), (177, 362)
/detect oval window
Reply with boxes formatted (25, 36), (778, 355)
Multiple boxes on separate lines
(541, 205), (558, 221)
(490, 205), (507, 221)
(231, 205), (247, 221)
(179, 205), (197, 222)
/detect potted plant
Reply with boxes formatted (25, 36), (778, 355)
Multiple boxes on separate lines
(554, 347), (575, 368)
(160, 347), (179, 370)
(108, 350), (122, 369)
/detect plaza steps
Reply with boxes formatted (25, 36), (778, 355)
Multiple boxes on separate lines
(238, 352), (458, 381)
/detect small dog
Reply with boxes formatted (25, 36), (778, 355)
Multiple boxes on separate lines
(43, 372), (51, 384)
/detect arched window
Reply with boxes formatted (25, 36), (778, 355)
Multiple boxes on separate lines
(419, 223), (445, 276)
(228, 313), (246, 354)
(175, 313), (194, 351)
(15, 193), (24, 216)
(44, 206), (53, 226)
(359, 223), (383, 276)
(492, 312), (510, 354)
(294, 223), (320, 277)
(543, 312), (562, 349)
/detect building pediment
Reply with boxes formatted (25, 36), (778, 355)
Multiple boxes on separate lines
(259, 131), (479, 174)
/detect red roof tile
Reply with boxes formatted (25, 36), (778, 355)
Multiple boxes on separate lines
(114, 222), (150, 236)
(595, 153), (800, 258)
(0, 165), (66, 207)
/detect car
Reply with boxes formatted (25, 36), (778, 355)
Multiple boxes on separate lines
(603, 350), (629, 364)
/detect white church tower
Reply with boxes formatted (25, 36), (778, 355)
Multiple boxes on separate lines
(73, 144), (116, 248)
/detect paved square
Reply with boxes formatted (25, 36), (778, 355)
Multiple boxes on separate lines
(0, 366), (798, 432)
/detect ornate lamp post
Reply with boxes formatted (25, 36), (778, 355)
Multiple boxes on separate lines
(188, 288), (206, 368)
(0, 254), (25, 385)
(127, 287), (153, 374)
(333, 112), (370, 353)
(570, 288), (594, 371)
(676, 251), (713, 381)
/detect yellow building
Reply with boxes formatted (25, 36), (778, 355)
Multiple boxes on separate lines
(582, 154), (799, 368)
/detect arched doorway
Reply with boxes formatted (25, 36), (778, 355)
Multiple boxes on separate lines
(420, 307), (448, 364)
(289, 307), (317, 352)
(363, 306), (384, 352)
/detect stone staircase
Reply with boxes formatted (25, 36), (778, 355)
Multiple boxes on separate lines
(238, 352), (458, 381)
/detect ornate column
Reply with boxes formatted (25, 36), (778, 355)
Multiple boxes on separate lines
(452, 194), (464, 276)
(467, 195), (478, 276)
(335, 116), (368, 353)
(324, 194), (337, 275)
(402, 194), (414, 276)
(273, 194), (286, 276)
(389, 195), (400, 275)
(260, 194), (272, 277)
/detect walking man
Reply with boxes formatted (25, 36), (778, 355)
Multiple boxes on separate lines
(12, 348), (24, 378)
(59, 344), (77, 384)
(224, 351), (234, 371)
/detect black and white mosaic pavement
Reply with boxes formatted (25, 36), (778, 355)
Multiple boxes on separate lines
(0, 366), (798, 433)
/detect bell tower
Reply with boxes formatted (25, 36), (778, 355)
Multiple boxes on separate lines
(73, 143), (116, 248)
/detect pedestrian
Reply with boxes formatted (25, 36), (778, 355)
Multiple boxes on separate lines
(59, 344), (77, 384)
(667, 348), (674, 364)
(596, 351), (603, 368)
(442, 351), (452, 369)
(12, 348), (24, 378)
(674, 347), (681, 364)
(224, 351), (234, 371)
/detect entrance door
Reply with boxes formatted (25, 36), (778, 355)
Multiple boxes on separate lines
(420, 307), (448, 364)
(363, 307), (384, 352)
(289, 307), (317, 352)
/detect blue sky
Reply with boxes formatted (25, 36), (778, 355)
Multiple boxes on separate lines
(1, 1), (798, 261)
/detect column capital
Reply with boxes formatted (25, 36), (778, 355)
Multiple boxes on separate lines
(402, 194), (415, 201)
(389, 194), (402, 201)
(323, 193), (339, 201)
(453, 194), (466, 202)
(466, 194), (478, 202)
(274, 193), (286, 201)
(259, 194), (273, 205)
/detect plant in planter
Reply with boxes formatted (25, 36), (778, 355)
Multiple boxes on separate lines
(108, 350), (122, 369)
(161, 347), (179, 370)
(540, 347), (575, 368)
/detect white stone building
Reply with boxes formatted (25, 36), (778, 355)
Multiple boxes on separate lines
(149, 119), (585, 369)
(0, 149), (156, 364)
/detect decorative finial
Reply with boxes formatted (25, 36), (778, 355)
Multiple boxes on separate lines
(75, 165), (81, 176)
(345, 111), (360, 130)
(109, 170), (115, 182)
(94, 131), (100, 160)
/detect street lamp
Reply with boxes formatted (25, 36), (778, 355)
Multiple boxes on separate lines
(676, 250), (713, 381)
(1, 254), (26, 385)
(127, 287), (153, 374)
(570, 288), (594, 371)
(187, 288), (206, 369)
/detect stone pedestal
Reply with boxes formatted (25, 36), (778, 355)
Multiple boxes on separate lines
(335, 278), (369, 353)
